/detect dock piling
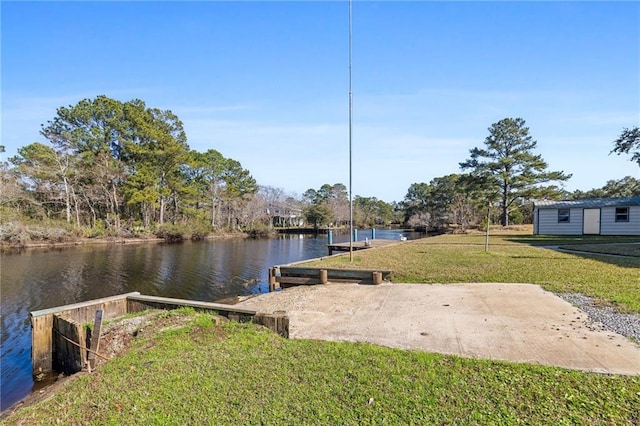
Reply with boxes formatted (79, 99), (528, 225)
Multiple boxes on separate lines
(268, 267), (278, 292)
(319, 269), (328, 284)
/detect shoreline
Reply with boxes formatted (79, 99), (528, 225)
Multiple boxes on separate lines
(3, 285), (638, 419)
(0, 231), (250, 252)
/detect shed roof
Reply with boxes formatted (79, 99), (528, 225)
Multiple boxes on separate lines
(534, 196), (640, 209)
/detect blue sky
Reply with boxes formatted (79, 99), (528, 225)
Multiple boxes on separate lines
(2, 1), (639, 203)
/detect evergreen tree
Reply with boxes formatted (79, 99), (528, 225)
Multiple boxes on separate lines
(611, 127), (640, 167)
(460, 118), (571, 226)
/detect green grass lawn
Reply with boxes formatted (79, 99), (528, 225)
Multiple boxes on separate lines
(2, 310), (638, 425)
(306, 232), (640, 313)
(3, 232), (639, 425)
(557, 243), (640, 258)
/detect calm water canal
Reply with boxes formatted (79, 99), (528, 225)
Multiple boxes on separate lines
(1, 229), (421, 411)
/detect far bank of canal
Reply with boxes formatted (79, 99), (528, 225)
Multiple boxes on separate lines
(0, 229), (422, 411)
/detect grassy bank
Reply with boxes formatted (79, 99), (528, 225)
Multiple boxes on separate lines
(2, 310), (638, 425)
(2, 231), (638, 424)
(306, 232), (640, 313)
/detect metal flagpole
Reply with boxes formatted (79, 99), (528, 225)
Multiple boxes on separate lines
(348, 0), (354, 262)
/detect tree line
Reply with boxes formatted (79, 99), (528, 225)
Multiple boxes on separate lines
(1, 95), (638, 242)
(280, 120), (639, 232)
(398, 119), (639, 231)
(1, 96), (260, 239)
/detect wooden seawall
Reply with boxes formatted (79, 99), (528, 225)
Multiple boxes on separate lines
(268, 266), (392, 291)
(31, 293), (285, 378)
(31, 293), (137, 377)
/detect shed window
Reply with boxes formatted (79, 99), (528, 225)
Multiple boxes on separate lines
(615, 207), (629, 222)
(558, 209), (570, 223)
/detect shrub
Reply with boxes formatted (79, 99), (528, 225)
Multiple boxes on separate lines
(0, 222), (71, 245)
(188, 222), (212, 241)
(0, 222), (31, 246)
(154, 224), (186, 243)
(247, 224), (275, 238)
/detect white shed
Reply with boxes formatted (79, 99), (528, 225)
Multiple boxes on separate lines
(533, 197), (640, 236)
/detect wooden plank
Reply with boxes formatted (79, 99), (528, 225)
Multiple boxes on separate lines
(253, 312), (289, 338)
(279, 267), (325, 276)
(87, 309), (103, 370)
(327, 244), (368, 250)
(326, 270), (375, 280)
(31, 315), (54, 377)
(328, 239), (401, 247)
(126, 294), (257, 316)
(279, 267), (392, 276)
(59, 299), (129, 325)
(278, 276), (377, 285)
(327, 239), (402, 255)
(30, 292), (140, 318)
(277, 276), (320, 285)
(53, 315), (85, 375)
(276, 267), (392, 286)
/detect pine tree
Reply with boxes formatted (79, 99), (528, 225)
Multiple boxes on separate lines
(460, 118), (571, 226)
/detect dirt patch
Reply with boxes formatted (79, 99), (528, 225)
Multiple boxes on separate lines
(92, 310), (202, 367)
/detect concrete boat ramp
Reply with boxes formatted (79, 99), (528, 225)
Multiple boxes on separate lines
(237, 283), (640, 375)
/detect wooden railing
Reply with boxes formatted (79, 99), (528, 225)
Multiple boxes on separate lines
(268, 266), (392, 291)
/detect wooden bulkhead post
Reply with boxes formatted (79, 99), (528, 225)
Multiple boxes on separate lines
(53, 314), (86, 375)
(253, 311), (289, 338)
(87, 309), (104, 370)
(268, 267), (278, 292)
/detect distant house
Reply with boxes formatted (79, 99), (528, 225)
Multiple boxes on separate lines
(533, 197), (640, 236)
(267, 204), (304, 228)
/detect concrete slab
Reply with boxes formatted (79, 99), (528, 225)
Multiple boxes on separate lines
(237, 283), (640, 375)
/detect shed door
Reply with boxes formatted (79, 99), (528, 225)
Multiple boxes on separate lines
(583, 209), (600, 235)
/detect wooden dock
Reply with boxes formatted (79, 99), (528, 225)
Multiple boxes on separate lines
(276, 227), (336, 234)
(327, 238), (401, 255)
